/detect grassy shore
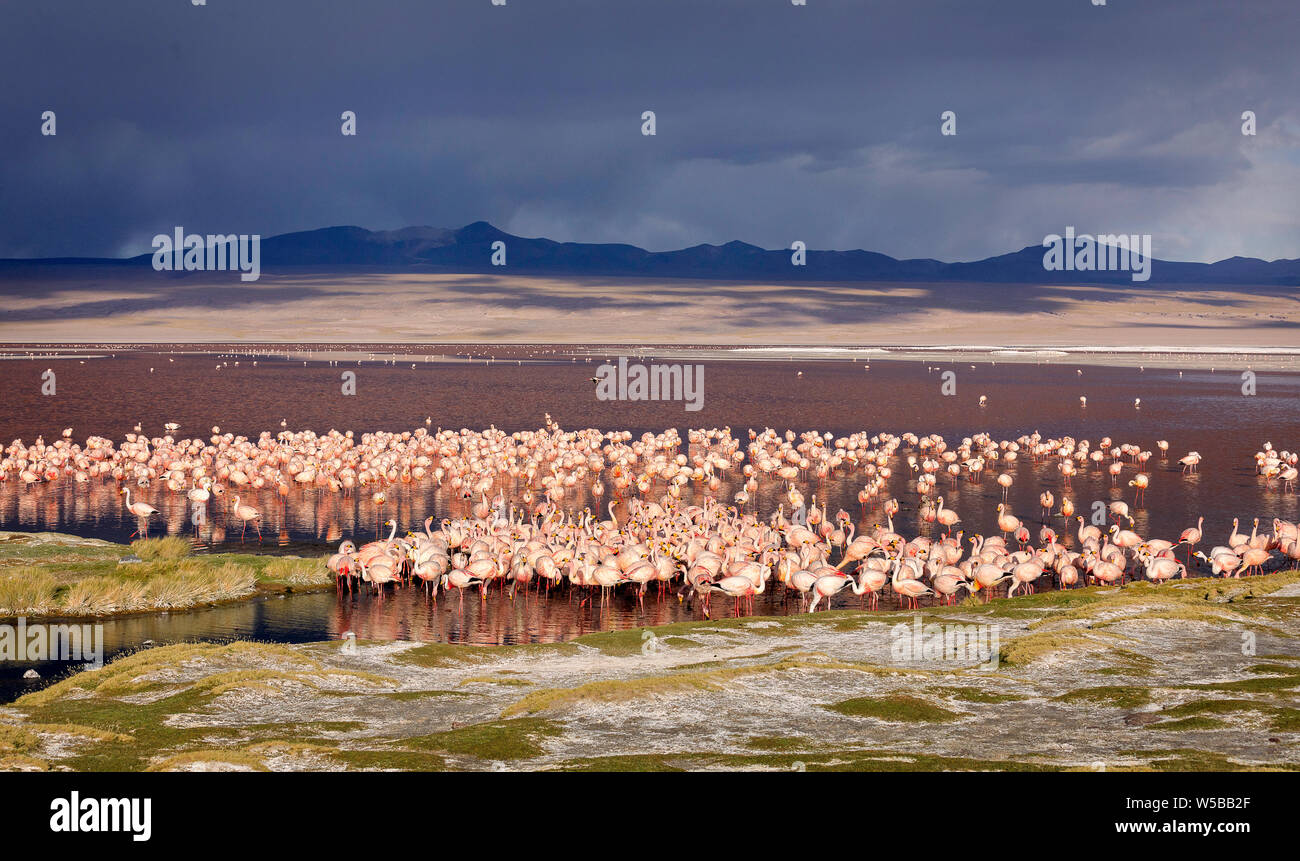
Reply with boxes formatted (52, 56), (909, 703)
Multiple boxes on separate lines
(0, 532), (331, 619)
(2, 568), (1297, 771)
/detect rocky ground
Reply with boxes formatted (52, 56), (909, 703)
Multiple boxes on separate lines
(2, 571), (1298, 771)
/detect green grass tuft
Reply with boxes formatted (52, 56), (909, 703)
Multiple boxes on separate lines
(0, 568), (59, 615)
(822, 695), (961, 722)
(403, 718), (563, 761)
(1055, 686), (1152, 710)
(130, 537), (191, 561)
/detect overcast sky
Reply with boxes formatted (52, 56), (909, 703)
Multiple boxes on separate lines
(2, 0), (1297, 262)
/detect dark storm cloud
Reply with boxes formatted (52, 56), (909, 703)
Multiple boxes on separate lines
(2, 0), (1297, 262)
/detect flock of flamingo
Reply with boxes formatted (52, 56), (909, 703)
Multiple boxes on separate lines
(2, 417), (1297, 617)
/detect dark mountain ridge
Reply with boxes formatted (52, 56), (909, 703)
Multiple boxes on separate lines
(3, 221), (1296, 285)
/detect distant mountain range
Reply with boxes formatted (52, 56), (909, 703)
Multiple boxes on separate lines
(3, 221), (1297, 285)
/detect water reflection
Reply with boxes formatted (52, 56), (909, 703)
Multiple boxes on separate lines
(2, 350), (1299, 701)
(2, 433), (1296, 561)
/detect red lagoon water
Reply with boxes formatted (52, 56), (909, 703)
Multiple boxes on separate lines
(0, 346), (1296, 696)
(2, 347), (1297, 548)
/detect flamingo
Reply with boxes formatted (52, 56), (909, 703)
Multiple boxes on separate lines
(442, 569), (483, 607)
(852, 562), (889, 610)
(1240, 546), (1271, 577)
(1177, 516), (1204, 566)
(1076, 515), (1101, 545)
(708, 574), (767, 618)
(1088, 557), (1125, 586)
(970, 562), (1007, 602)
(931, 568), (972, 606)
(1006, 558), (1045, 597)
(806, 573), (848, 613)
(1139, 552), (1183, 584)
(1194, 550), (1242, 579)
(1128, 473), (1149, 505)
(187, 478), (212, 536)
(891, 558), (934, 609)
(996, 504), (1020, 538)
(27, 419), (1297, 630)
(119, 488), (158, 538)
(230, 495), (263, 542)
(934, 496), (960, 535)
(327, 540), (359, 592)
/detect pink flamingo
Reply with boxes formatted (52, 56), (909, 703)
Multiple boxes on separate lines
(1177, 516), (1204, 566)
(891, 559), (934, 609)
(120, 488), (158, 538)
(706, 574), (766, 618)
(230, 495), (263, 542)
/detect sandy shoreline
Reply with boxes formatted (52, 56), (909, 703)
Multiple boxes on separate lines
(1, 341), (1297, 371)
(0, 271), (1295, 369)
